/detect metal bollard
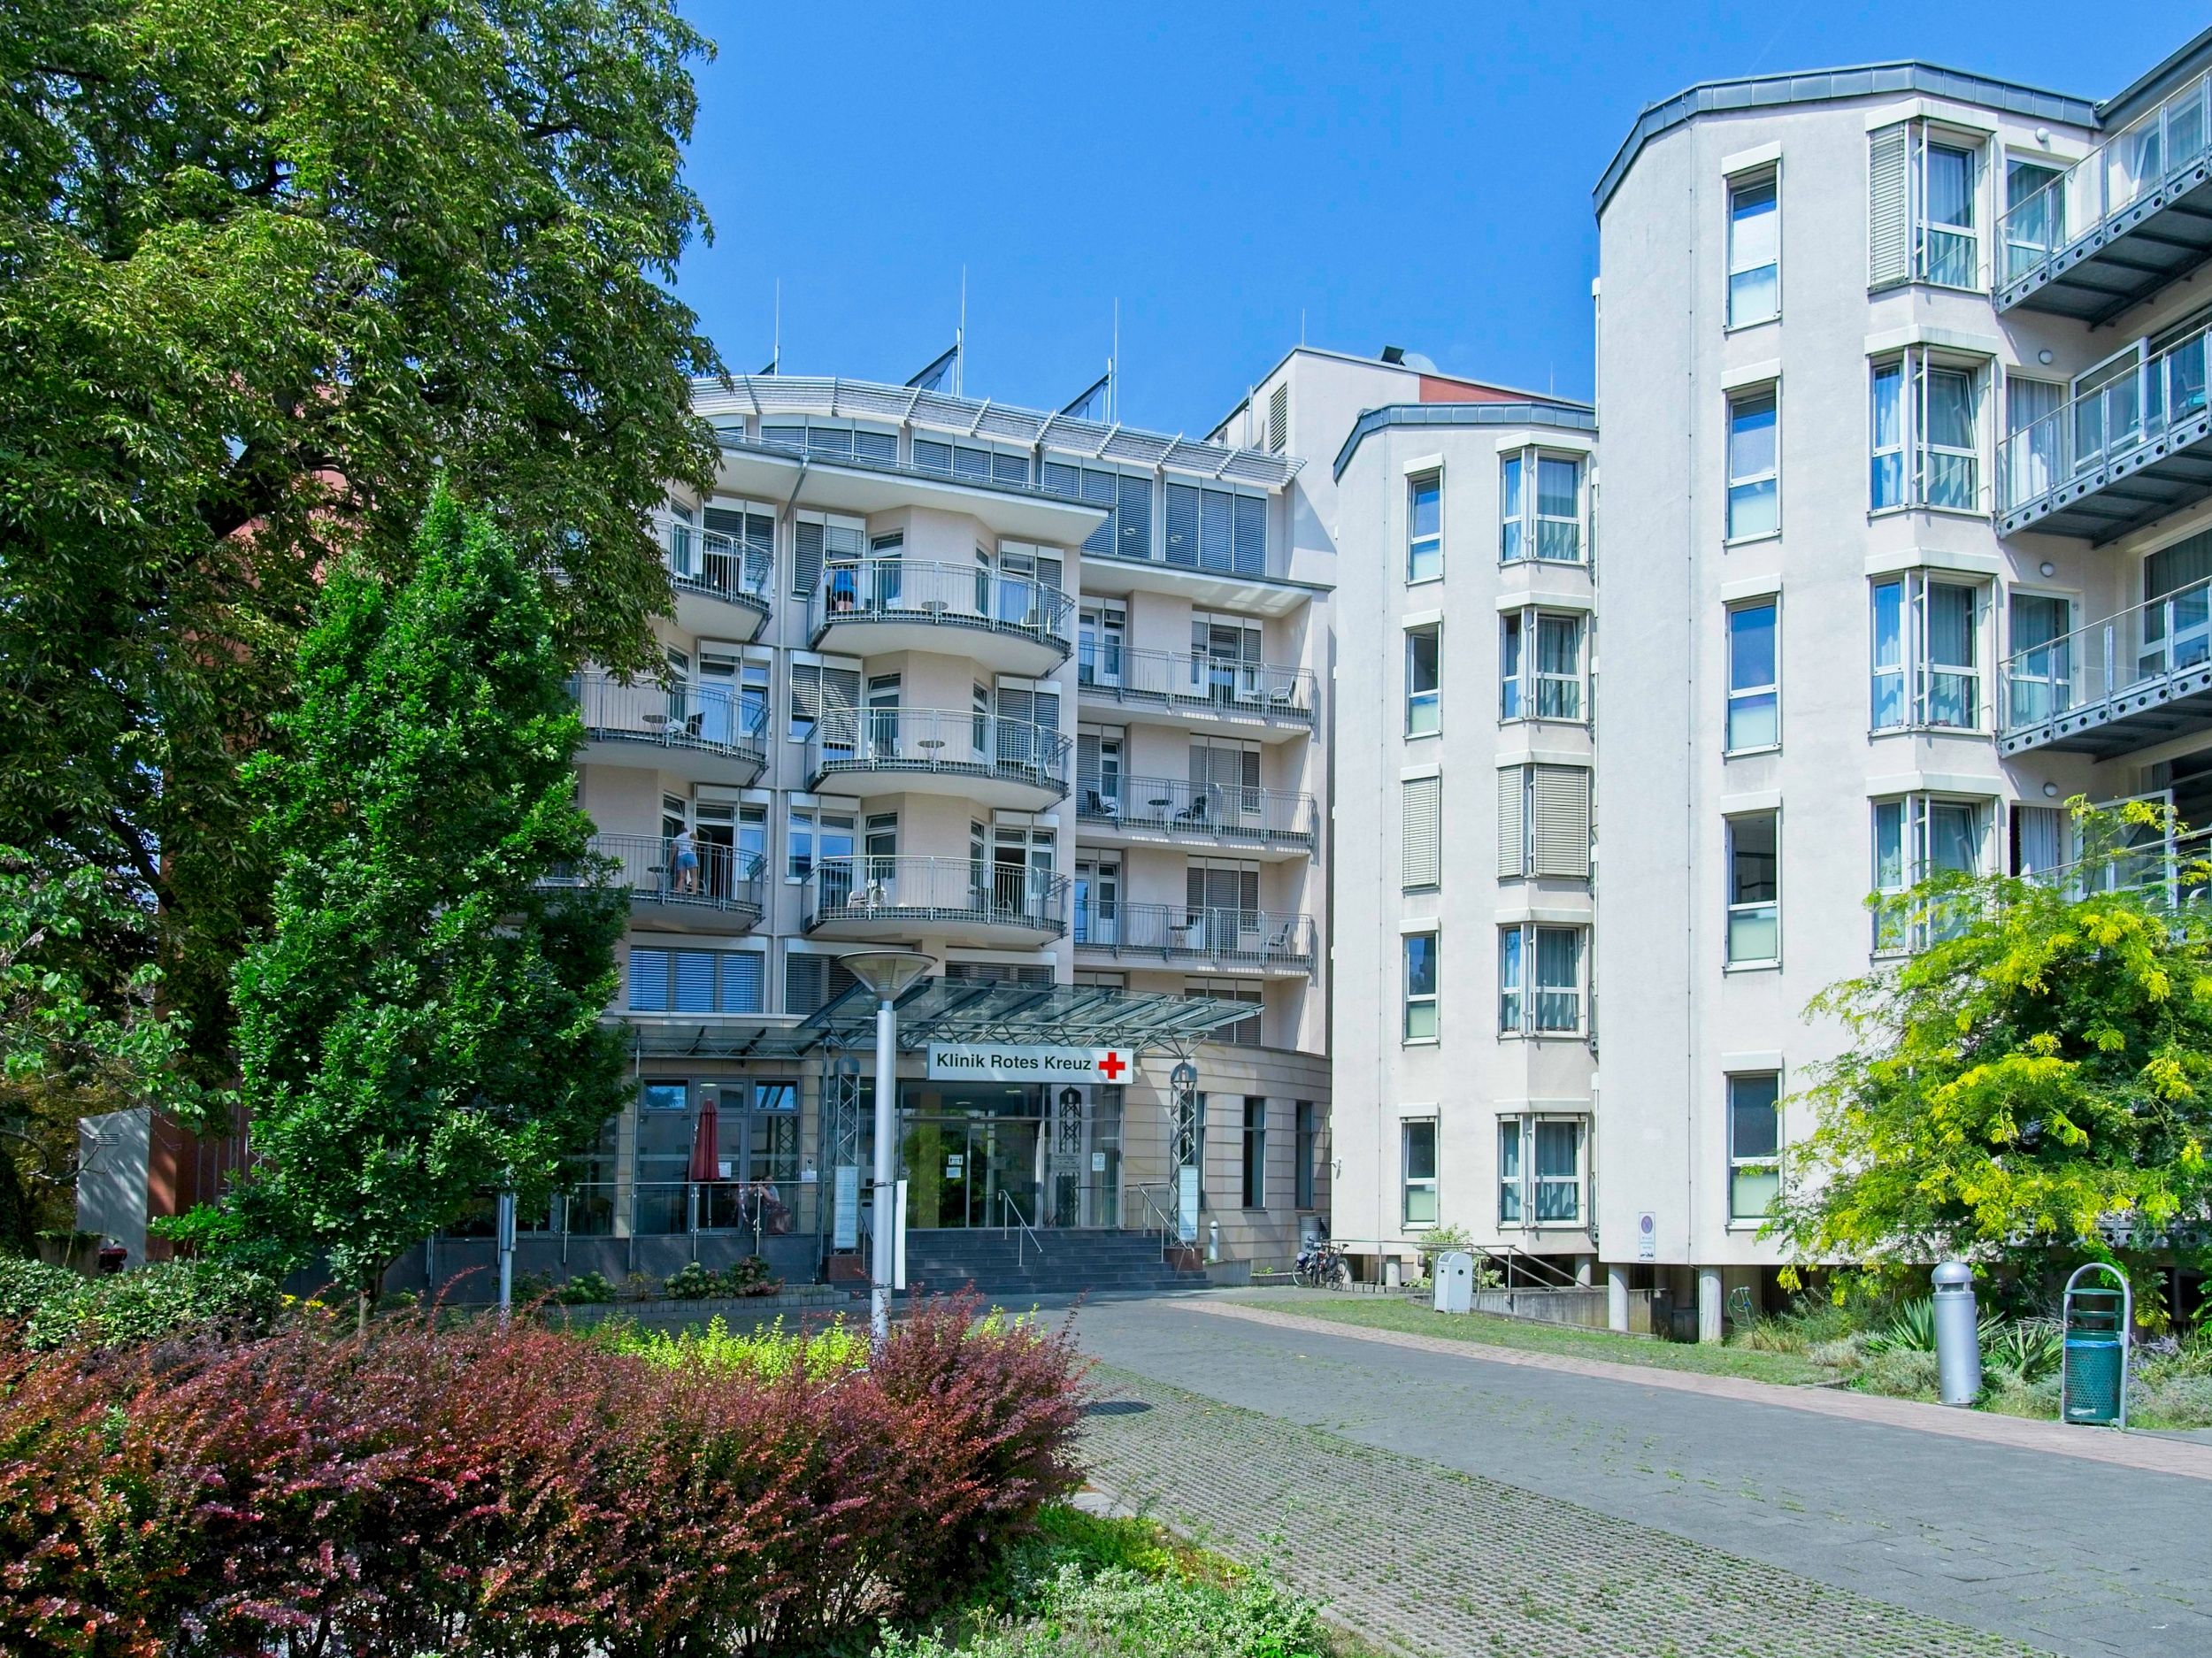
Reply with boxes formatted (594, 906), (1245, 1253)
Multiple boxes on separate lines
(1932, 1261), (1982, 1406)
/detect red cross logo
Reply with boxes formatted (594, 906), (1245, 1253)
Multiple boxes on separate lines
(1098, 1050), (1126, 1082)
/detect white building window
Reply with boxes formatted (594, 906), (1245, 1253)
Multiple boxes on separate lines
(1499, 925), (1584, 1036)
(1726, 170), (1779, 326)
(1406, 626), (1440, 735)
(1501, 450), (1585, 564)
(1727, 1074), (1782, 1223)
(1872, 795), (1990, 952)
(1408, 473), (1442, 582)
(1870, 574), (1985, 732)
(1725, 388), (1778, 540)
(1403, 931), (1438, 1042)
(1870, 122), (1983, 291)
(1502, 610), (1586, 724)
(1870, 352), (1985, 513)
(1725, 811), (1779, 966)
(1498, 1117), (1584, 1227)
(1725, 600), (1778, 751)
(1497, 764), (1592, 881)
(1402, 1119), (1438, 1227)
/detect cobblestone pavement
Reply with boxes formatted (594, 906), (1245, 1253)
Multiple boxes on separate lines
(1070, 1295), (2212, 1658)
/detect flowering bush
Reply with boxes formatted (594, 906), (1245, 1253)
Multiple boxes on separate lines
(0, 1294), (1085, 1656)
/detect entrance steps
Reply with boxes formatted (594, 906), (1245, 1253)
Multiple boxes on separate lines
(901, 1227), (1210, 1297)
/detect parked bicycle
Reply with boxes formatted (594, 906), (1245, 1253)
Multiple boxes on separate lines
(1293, 1238), (1348, 1290)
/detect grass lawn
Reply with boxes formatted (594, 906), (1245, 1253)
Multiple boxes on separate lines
(1225, 1288), (1834, 1386)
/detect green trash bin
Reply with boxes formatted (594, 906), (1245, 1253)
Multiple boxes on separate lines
(2061, 1270), (2131, 1429)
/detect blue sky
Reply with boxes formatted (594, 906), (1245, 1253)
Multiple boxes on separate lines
(674, 3), (2205, 434)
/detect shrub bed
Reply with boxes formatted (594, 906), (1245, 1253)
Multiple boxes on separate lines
(0, 1294), (1084, 1656)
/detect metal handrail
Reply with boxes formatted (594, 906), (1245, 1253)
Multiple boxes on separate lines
(806, 707), (1071, 797)
(1075, 774), (1317, 845)
(664, 522), (773, 609)
(1999, 322), (2212, 517)
(801, 854), (1071, 936)
(1076, 642), (1316, 724)
(810, 558), (1072, 649)
(2017, 824), (2212, 905)
(540, 833), (765, 918)
(1998, 572), (2212, 736)
(1126, 1182), (1179, 1252)
(1000, 1190), (1043, 1267)
(1998, 70), (2211, 288)
(1071, 901), (1317, 973)
(572, 672), (770, 768)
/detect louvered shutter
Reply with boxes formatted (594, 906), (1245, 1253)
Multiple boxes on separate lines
(1199, 489), (1233, 572)
(1078, 733), (1102, 800)
(1164, 483), (1200, 565)
(1117, 473), (1152, 560)
(1869, 123), (1911, 287)
(672, 950), (716, 1011)
(1497, 767), (1527, 878)
(1531, 765), (1592, 879)
(1080, 468), (1117, 556)
(703, 506), (744, 537)
(991, 451), (1029, 486)
(913, 438), (952, 474)
(1267, 383), (1288, 453)
(785, 954), (824, 1016)
(790, 662), (820, 740)
(629, 948), (670, 1011)
(793, 521), (825, 599)
(853, 429), (895, 462)
(1233, 495), (1266, 575)
(818, 666), (860, 753)
(720, 953), (764, 1013)
(1041, 459), (1080, 495)
(1402, 776), (1442, 891)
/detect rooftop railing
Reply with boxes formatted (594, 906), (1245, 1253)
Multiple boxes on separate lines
(801, 854), (1070, 937)
(664, 522), (772, 613)
(1999, 321), (2210, 518)
(1075, 774), (1317, 848)
(808, 559), (1071, 655)
(572, 672), (770, 771)
(1071, 902), (1317, 974)
(1999, 572), (2212, 738)
(1075, 641), (1315, 725)
(1999, 71), (2212, 287)
(540, 833), (764, 923)
(805, 707), (1071, 798)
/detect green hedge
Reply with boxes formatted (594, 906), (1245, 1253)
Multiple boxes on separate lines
(0, 1257), (274, 1349)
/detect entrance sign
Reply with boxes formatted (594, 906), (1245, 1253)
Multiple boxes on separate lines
(1636, 1211), (1656, 1262)
(833, 1165), (861, 1249)
(926, 1043), (1137, 1083)
(1177, 1165), (1200, 1243)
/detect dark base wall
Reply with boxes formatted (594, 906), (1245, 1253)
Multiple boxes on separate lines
(375, 1232), (826, 1304)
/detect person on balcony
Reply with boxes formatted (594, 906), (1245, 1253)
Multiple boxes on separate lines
(671, 825), (701, 894)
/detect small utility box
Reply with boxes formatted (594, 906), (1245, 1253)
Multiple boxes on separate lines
(1432, 1250), (1475, 1314)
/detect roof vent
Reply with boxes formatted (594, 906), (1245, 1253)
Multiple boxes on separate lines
(1379, 345), (1406, 364)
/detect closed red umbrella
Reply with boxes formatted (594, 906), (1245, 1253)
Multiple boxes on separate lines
(687, 1091), (721, 1184)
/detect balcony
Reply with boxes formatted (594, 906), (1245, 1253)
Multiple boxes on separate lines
(664, 522), (772, 641)
(1075, 644), (1315, 738)
(802, 855), (1068, 947)
(572, 672), (768, 786)
(805, 708), (1070, 809)
(808, 559), (1071, 675)
(540, 833), (764, 933)
(1072, 902), (1317, 979)
(1999, 576), (2212, 757)
(1076, 776), (1316, 860)
(1997, 72), (2212, 321)
(1997, 326), (2212, 541)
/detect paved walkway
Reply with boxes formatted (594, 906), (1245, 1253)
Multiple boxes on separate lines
(1070, 1293), (2212, 1658)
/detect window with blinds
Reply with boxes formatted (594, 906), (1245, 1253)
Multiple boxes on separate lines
(1402, 774), (1442, 890)
(1869, 122), (1911, 287)
(791, 516), (862, 600)
(1042, 458), (1154, 562)
(1187, 978), (1263, 1045)
(784, 953), (859, 1017)
(1163, 481), (1267, 574)
(1497, 764), (1591, 880)
(944, 961), (1054, 986)
(628, 948), (764, 1014)
(788, 659), (860, 746)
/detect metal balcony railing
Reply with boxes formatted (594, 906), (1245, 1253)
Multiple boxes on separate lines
(1075, 642), (1315, 725)
(1998, 71), (2212, 289)
(572, 672), (770, 771)
(808, 559), (1071, 656)
(1075, 774), (1316, 848)
(540, 833), (764, 924)
(1072, 902), (1317, 973)
(2020, 824), (2212, 907)
(664, 522), (773, 615)
(2000, 574), (2212, 748)
(806, 708), (1071, 799)
(802, 855), (1070, 937)
(1999, 324), (2211, 522)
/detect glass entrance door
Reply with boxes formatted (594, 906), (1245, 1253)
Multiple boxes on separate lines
(901, 1114), (1041, 1228)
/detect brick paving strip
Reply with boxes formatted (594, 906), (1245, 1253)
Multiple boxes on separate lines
(1182, 1298), (2212, 1484)
(1080, 1364), (2046, 1658)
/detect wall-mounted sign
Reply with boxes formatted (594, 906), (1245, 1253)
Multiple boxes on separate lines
(926, 1043), (1136, 1084)
(1636, 1211), (1657, 1262)
(833, 1165), (861, 1250)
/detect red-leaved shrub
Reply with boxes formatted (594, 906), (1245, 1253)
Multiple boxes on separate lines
(0, 1295), (1085, 1657)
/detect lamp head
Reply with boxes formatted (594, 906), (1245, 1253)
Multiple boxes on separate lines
(838, 949), (934, 1000)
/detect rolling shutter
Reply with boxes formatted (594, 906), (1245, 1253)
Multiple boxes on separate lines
(1233, 495), (1266, 575)
(792, 520), (825, 599)
(1531, 765), (1592, 879)
(1869, 123), (1911, 287)
(721, 952), (764, 1013)
(672, 950), (716, 1012)
(1402, 775), (1442, 891)
(628, 948), (670, 1011)
(1164, 483), (1200, 566)
(1116, 472), (1152, 560)
(1497, 767), (1526, 878)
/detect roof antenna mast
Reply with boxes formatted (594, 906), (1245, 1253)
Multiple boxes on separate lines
(956, 265), (966, 397)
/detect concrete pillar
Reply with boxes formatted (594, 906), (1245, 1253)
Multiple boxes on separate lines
(1574, 1254), (1594, 1286)
(1697, 1265), (1724, 1344)
(1606, 1265), (1630, 1332)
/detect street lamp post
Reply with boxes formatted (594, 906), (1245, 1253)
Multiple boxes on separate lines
(839, 950), (934, 1343)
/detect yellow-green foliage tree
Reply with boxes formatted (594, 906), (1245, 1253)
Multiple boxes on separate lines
(1776, 801), (2212, 1288)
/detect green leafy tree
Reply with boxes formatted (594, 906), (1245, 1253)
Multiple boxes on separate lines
(1775, 801), (2212, 1290)
(0, 0), (720, 1073)
(218, 487), (629, 1306)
